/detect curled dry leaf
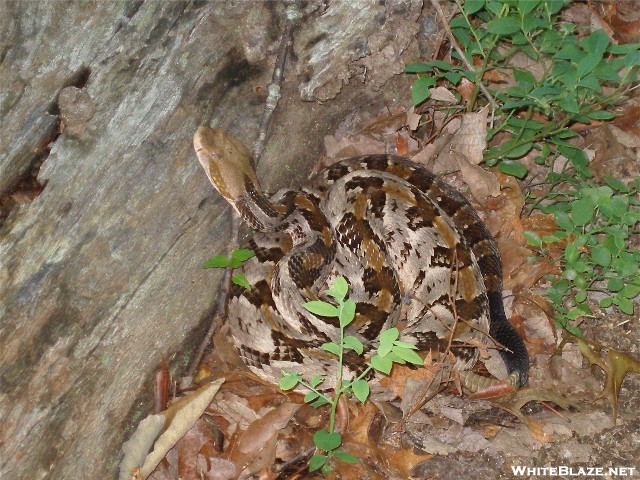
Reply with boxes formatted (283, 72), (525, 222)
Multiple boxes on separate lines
(119, 378), (225, 480)
(228, 402), (301, 475)
(406, 107), (421, 131)
(576, 337), (640, 424)
(451, 111), (488, 165)
(456, 77), (476, 105)
(429, 86), (457, 104)
(455, 152), (500, 205)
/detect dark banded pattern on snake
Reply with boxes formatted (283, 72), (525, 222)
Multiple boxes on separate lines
(194, 127), (529, 390)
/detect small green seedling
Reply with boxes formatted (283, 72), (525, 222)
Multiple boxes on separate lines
(280, 276), (423, 475)
(203, 248), (255, 290)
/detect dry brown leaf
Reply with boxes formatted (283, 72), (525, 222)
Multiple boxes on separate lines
(120, 379), (225, 480)
(406, 107), (421, 131)
(197, 457), (236, 480)
(482, 68), (507, 83)
(228, 402), (301, 473)
(451, 111), (488, 165)
(378, 361), (438, 399)
(513, 299), (556, 354)
(508, 258), (558, 291)
(497, 237), (531, 279)
(411, 133), (452, 171)
(177, 418), (223, 480)
(526, 419), (555, 444)
(455, 152), (500, 205)
(361, 108), (407, 136)
(429, 86), (457, 103)
(395, 131), (409, 156)
(456, 77), (476, 104)
(521, 213), (558, 241)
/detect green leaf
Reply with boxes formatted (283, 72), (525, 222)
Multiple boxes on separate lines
(498, 160), (528, 179)
(411, 77), (435, 105)
(334, 449), (360, 464)
(311, 375), (325, 388)
(203, 255), (230, 269)
(624, 50), (640, 68)
(608, 44), (640, 54)
(308, 454), (328, 472)
(584, 110), (615, 121)
(582, 29), (610, 54)
(304, 391), (319, 403)
(564, 243), (579, 264)
(339, 300), (357, 328)
(379, 327), (399, 345)
(279, 372), (301, 391)
(487, 16), (522, 35)
(392, 346), (424, 365)
(314, 430), (341, 452)
(525, 230), (544, 249)
(370, 354), (393, 375)
(570, 196), (596, 226)
(577, 51), (604, 78)
(404, 63), (434, 73)
(377, 341), (393, 358)
(311, 397), (331, 408)
(591, 246), (611, 267)
(393, 340), (418, 350)
(322, 342), (341, 357)
(599, 297), (614, 308)
(575, 290), (587, 303)
(513, 69), (537, 88)
(577, 75), (601, 92)
(505, 143), (534, 159)
(230, 248), (255, 263)
(518, 0), (540, 16)
(621, 284), (640, 299)
(343, 335), (364, 355)
(304, 301), (339, 317)
(615, 296), (634, 315)
(607, 278), (624, 293)
(426, 60), (454, 71)
(327, 276), (349, 301)
(351, 379), (370, 403)
(603, 177), (629, 193)
(558, 95), (579, 114)
(231, 274), (252, 291)
(554, 211), (573, 232)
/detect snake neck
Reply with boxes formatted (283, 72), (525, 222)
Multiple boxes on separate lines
(233, 176), (283, 231)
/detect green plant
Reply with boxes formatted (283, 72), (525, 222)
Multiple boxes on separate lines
(279, 277), (423, 475)
(524, 178), (640, 334)
(405, 0), (640, 179)
(405, 0), (640, 332)
(203, 248), (255, 290)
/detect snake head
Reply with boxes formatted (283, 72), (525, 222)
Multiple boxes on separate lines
(193, 126), (260, 204)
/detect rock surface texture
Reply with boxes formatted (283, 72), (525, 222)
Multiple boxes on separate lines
(0, 1), (420, 478)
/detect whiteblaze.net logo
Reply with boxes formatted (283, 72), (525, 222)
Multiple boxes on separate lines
(511, 466), (637, 477)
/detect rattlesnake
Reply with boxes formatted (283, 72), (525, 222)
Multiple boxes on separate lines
(194, 127), (529, 390)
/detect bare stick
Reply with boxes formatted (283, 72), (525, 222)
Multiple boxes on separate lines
(429, 0), (498, 110)
(252, 2), (300, 163)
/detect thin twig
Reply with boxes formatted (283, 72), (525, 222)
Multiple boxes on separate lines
(252, 2), (300, 162)
(430, 0), (498, 110)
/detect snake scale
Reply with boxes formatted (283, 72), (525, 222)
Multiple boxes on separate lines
(194, 127), (529, 390)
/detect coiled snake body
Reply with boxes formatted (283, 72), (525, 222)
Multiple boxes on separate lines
(194, 127), (529, 389)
